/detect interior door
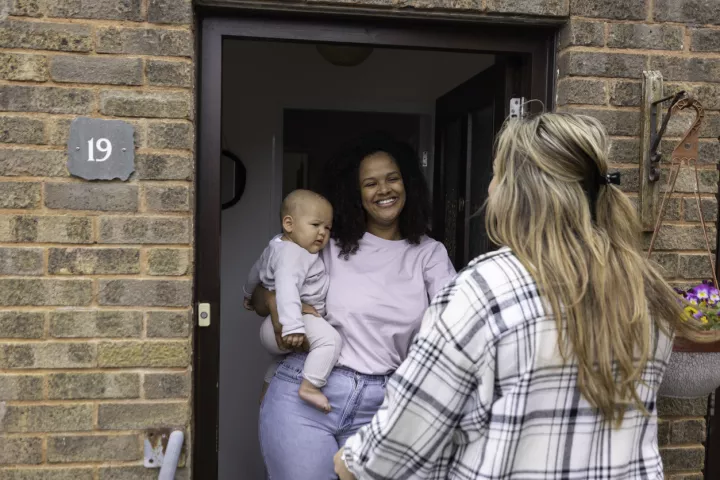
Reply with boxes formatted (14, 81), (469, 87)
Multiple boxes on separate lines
(433, 58), (521, 269)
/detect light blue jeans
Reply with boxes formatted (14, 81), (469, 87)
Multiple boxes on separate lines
(259, 353), (388, 480)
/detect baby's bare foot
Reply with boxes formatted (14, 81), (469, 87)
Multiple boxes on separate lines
(299, 379), (331, 413)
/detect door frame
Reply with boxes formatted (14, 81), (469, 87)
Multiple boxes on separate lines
(195, 12), (556, 478)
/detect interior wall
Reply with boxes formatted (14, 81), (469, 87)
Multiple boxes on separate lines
(283, 109), (429, 194)
(218, 39), (493, 479)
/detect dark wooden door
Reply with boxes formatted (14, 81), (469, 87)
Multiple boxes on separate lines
(433, 58), (521, 269)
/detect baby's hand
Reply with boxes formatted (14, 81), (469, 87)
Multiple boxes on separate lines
(283, 333), (306, 349)
(243, 298), (254, 311)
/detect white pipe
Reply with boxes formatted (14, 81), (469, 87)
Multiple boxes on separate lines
(158, 430), (184, 480)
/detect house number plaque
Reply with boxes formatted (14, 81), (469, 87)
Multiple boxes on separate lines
(67, 117), (135, 181)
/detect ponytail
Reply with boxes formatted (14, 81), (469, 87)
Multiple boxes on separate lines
(487, 113), (693, 426)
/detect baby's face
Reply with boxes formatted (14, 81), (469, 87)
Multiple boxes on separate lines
(288, 200), (333, 254)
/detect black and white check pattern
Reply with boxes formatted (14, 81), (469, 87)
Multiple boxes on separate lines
(343, 247), (672, 479)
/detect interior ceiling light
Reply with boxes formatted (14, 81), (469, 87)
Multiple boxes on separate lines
(316, 44), (373, 67)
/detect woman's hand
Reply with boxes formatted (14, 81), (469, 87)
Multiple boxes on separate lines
(243, 298), (254, 311)
(250, 286), (274, 317)
(333, 448), (355, 480)
(302, 304), (321, 317)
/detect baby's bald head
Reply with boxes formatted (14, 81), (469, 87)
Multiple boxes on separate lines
(281, 189), (331, 219)
(280, 190), (333, 253)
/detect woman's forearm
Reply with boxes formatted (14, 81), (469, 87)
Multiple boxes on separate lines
(251, 285), (271, 317)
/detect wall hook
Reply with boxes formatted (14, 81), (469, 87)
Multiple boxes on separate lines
(668, 95), (704, 167)
(648, 91), (686, 182)
(647, 94), (713, 288)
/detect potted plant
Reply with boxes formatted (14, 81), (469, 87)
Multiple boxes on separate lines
(659, 281), (720, 397)
(646, 94), (720, 397)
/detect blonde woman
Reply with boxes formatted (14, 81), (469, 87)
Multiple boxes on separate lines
(333, 113), (700, 479)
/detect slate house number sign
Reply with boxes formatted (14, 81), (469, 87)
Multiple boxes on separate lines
(67, 117), (135, 181)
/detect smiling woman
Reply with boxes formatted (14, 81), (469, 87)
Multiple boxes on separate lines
(323, 132), (432, 258)
(254, 132), (456, 479)
(359, 152), (407, 237)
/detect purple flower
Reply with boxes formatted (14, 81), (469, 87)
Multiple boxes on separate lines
(689, 281), (720, 305)
(710, 288), (720, 304)
(690, 284), (711, 300)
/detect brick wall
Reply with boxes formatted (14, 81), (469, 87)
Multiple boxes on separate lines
(658, 397), (709, 480)
(557, 1), (719, 477)
(0, 0), (195, 478)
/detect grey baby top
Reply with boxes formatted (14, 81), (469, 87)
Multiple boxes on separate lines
(243, 235), (329, 336)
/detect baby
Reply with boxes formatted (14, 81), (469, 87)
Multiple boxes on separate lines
(243, 189), (341, 412)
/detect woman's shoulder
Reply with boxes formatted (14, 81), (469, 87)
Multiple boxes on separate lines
(417, 234), (442, 248)
(426, 247), (541, 336)
(415, 235), (450, 255)
(439, 248), (536, 310)
(459, 247), (527, 284)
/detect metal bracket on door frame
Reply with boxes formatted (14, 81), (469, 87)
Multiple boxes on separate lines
(509, 97), (526, 119)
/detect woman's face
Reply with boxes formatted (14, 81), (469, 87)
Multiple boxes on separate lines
(359, 152), (406, 229)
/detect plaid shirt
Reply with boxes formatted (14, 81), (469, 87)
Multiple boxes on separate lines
(343, 247), (672, 479)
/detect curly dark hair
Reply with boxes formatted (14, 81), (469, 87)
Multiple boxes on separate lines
(320, 131), (431, 259)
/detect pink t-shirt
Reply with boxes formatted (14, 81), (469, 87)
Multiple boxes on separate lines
(322, 233), (456, 375)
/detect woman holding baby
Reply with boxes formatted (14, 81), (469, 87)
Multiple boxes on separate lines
(248, 132), (455, 479)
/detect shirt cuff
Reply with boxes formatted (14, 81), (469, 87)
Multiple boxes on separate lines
(342, 445), (358, 476)
(281, 325), (306, 336)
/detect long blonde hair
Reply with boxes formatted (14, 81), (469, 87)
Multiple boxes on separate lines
(486, 113), (696, 425)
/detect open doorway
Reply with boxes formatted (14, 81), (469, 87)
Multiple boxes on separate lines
(196, 16), (554, 479)
(219, 40), (497, 478)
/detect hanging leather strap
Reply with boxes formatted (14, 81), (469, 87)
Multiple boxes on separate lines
(646, 95), (718, 287)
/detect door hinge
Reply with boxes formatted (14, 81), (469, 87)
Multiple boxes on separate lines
(198, 303), (211, 327)
(509, 97), (526, 119)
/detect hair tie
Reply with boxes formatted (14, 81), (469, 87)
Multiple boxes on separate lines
(600, 172), (621, 186)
